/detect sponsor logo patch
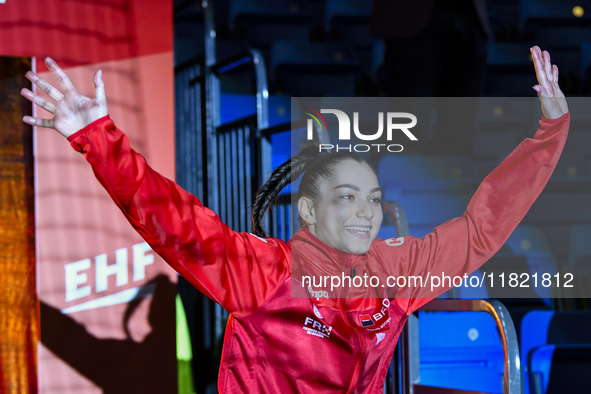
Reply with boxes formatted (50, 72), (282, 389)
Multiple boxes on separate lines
(303, 317), (332, 339)
(360, 314), (375, 327)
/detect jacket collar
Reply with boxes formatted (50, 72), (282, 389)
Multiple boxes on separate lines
(289, 226), (388, 311)
(290, 226), (369, 270)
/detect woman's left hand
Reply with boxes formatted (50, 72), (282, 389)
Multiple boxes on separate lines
(531, 45), (568, 119)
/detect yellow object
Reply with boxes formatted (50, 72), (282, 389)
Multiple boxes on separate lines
(573, 6), (584, 18)
(177, 294), (196, 394)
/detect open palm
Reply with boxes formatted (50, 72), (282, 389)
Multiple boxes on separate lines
(20, 57), (108, 138)
(531, 46), (568, 119)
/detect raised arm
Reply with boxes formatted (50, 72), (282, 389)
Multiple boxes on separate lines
(378, 46), (570, 313)
(21, 58), (291, 316)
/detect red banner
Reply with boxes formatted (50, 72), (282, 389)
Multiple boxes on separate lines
(1, 1), (177, 392)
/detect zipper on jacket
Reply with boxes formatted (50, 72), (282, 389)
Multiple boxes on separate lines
(339, 297), (366, 394)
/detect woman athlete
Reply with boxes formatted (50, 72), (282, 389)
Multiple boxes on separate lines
(22, 46), (569, 393)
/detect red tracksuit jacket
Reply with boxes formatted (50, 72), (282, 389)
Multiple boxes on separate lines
(67, 112), (570, 393)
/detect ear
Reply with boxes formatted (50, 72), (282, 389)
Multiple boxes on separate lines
(298, 196), (316, 226)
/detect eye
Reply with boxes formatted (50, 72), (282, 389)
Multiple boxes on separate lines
(370, 197), (381, 204)
(340, 194), (354, 201)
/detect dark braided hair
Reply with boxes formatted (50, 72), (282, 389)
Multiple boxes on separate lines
(251, 146), (375, 237)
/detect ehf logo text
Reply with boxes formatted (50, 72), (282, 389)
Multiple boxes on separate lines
(304, 108), (417, 153)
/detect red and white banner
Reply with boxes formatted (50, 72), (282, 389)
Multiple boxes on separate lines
(1, 1), (177, 392)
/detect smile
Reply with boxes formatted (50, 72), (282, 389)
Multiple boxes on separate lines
(345, 226), (371, 237)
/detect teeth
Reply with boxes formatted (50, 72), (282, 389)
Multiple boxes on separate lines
(345, 226), (370, 232)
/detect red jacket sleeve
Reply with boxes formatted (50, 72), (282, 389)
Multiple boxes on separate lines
(67, 116), (291, 317)
(375, 112), (570, 314)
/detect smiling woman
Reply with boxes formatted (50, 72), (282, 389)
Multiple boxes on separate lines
(252, 147), (383, 255)
(300, 161), (383, 255)
(21, 46), (571, 393)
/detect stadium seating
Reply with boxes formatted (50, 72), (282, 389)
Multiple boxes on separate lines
(529, 195), (591, 266)
(229, 0), (312, 49)
(487, 0), (520, 39)
(419, 311), (505, 393)
(324, 0), (375, 76)
(529, 344), (591, 394)
(521, 311), (591, 394)
(378, 155), (480, 193)
(544, 153), (591, 192)
(175, 2), (591, 391)
(377, 154), (478, 238)
(568, 224), (591, 299)
(582, 41), (591, 92)
(174, 0), (205, 65)
(486, 41), (538, 96)
(270, 39), (359, 96)
(505, 226), (558, 291)
(370, 39), (386, 94)
(520, 0), (591, 47)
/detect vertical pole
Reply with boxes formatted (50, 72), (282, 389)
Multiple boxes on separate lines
(0, 57), (37, 394)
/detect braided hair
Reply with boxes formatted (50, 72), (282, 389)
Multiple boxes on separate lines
(251, 146), (375, 237)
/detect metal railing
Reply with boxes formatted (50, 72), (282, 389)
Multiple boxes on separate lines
(416, 299), (522, 394)
(174, 2), (272, 392)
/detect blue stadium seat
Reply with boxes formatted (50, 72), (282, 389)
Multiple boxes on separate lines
(389, 194), (472, 238)
(419, 311), (505, 393)
(476, 96), (537, 136)
(563, 130), (591, 159)
(506, 225), (553, 255)
(529, 344), (591, 394)
(568, 223), (591, 268)
(523, 191), (591, 263)
(520, 0), (588, 77)
(568, 224), (591, 298)
(488, 0), (520, 36)
(378, 155), (480, 195)
(521, 311), (591, 394)
(561, 95), (591, 131)
(371, 39), (386, 90)
(503, 225), (558, 301)
(324, 0), (375, 75)
(270, 40), (359, 96)
(486, 41), (538, 96)
(545, 153), (591, 192)
(475, 96), (533, 174)
(520, 0), (591, 48)
(324, 0), (373, 40)
(229, 0), (312, 49)
(378, 155), (478, 238)
(474, 130), (518, 160)
(582, 41), (591, 91)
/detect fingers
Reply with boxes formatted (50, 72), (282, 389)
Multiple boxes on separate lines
(94, 69), (106, 103)
(531, 46), (561, 97)
(543, 50), (552, 82)
(20, 88), (57, 114)
(26, 71), (64, 102)
(23, 116), (55, 129)
(45, 57), (76, 92)
(531, 46), (549, 92)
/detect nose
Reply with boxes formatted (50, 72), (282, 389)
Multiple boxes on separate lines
(357, 200), (374, 220)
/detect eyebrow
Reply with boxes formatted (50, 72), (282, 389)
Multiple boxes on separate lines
(334, 184), (382, 194)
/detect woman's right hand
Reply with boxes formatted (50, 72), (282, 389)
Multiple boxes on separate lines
(20, 57), (108, 138)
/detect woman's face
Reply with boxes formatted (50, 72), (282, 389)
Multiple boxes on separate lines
(300, 160), (383, 255)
